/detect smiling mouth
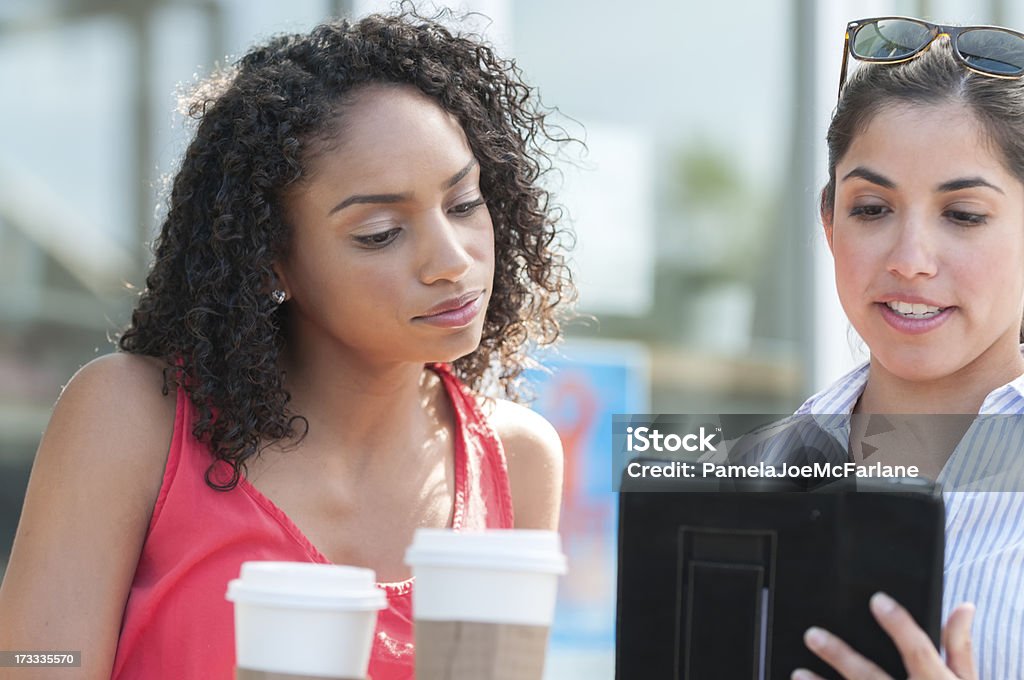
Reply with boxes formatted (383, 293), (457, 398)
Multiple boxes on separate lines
(883, 300), (948, 319)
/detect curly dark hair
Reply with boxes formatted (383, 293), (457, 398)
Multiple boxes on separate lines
(118, 9), (576, 491)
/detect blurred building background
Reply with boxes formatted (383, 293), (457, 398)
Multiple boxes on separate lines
(0, 0), (1018, 676)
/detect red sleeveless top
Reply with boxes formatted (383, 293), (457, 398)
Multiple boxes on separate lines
(111, 363), (515, 680)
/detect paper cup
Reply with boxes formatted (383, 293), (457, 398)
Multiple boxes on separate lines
(405, 529), (567, 680)
(226, 562), (386, 679)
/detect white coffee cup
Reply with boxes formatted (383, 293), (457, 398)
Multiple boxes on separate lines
(406, 529), (566, 625)
(405, 529), (568, 680)
(226, 561), (386, 679)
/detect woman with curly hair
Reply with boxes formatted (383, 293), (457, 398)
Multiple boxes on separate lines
(0, 10), (574, 679)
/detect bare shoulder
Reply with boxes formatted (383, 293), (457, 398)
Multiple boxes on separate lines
(50, 352), (178, 468)
(39, 350), (177, 489)
(0, 352), (176, 678)
(487, 399), (564, 531)
(488, 399), (563, 462)
(64, 351), (174, 402)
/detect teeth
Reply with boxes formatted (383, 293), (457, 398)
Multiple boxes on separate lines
(885, 300), (944, 319)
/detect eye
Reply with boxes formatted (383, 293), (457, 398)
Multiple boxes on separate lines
(943, 209), (987, 226)
(449, 198), (486, 216)
(355, 228), (401, 248)
(849, 204), (890, 221)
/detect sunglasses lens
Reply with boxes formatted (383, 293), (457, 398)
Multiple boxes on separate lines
(958, 28), (1024, 75)
(852, 19), (932, 60)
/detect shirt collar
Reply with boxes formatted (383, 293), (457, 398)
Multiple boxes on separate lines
(797, 344), (1024, 418)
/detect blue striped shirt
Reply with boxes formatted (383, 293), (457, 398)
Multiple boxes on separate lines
(792, 361), (1024, 679)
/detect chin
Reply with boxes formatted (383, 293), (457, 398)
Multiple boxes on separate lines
(873, 349), (963, 384)
(424, 330), (485, 365)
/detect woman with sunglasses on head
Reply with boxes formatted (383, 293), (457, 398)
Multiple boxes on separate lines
(786, 17), (1024, 680)
(0, 10), (573, 680)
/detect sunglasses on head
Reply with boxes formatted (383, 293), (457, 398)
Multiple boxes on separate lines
(839, 16), (1024, 98)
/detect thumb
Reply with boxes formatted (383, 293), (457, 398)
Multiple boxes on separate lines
(941, 602), (977, 680)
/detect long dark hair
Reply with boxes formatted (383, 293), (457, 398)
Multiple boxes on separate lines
(119, 10), (576, 490)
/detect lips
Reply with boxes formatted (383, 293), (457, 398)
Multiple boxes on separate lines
(417, 291), (485, 317)
(876, 301), (955, 335)
(413, 290), (486, 328)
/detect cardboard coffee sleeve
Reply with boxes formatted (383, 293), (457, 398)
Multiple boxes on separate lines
(415, 620), (550, 680)
(237, 670), (364, 680)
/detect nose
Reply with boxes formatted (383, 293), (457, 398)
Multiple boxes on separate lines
(886, 216), (938, 280)
(417, 210), (474, 285)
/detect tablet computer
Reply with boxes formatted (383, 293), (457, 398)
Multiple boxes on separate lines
(616, 469), (944, 679)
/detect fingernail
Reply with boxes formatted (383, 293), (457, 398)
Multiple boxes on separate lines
(792, 670), (814, 680)
(804, 626), (827, 650)
(871, 591), (896, 615)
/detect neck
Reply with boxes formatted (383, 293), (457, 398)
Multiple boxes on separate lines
(857, 342), (1024, 414)
(278, 343), (443, 462)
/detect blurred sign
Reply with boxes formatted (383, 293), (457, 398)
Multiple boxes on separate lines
(528, 340), (649, 668)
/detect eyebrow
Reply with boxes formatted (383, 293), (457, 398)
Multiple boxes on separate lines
(327, 159), (479, 216)
(841, 167), (895, 189)
(842, 166), (1005, 195)
(443, 159), (478, 190)
(936, 177), (1004, 195)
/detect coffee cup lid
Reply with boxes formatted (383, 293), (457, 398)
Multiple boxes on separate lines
(404, 529), (568, 574)
(226, 562), (387, 611)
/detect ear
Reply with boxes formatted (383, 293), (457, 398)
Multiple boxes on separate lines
(270, 261), (292, 300)
(820, 187), (836, 255)
(821, 209), (835, 254)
